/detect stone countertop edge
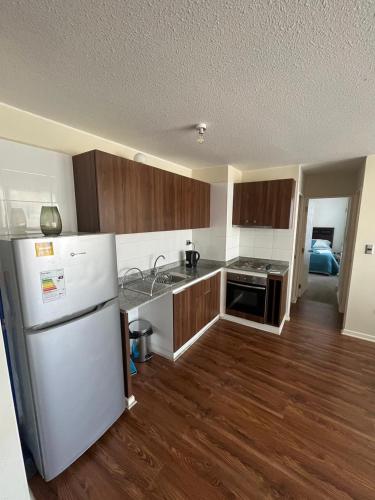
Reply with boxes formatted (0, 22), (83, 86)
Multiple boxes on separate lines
(118, 257), (289, 313)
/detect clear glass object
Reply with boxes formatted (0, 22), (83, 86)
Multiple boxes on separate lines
(40, 206), (62, 236)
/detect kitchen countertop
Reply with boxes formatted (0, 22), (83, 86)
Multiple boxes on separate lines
(118, 257), (289, 313)
(118, 260), (224, 313)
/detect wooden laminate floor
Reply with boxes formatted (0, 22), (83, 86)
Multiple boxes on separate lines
(30, 300), (375, 499)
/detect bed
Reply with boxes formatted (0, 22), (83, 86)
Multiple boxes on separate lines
(309, 227), (340, 275)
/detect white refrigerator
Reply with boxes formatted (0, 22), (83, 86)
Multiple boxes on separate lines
(0, 233), (125, 481)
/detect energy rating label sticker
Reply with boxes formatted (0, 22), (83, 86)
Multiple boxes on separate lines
(40, 269), (66, 303)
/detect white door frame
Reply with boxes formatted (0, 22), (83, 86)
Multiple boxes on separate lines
(292, 194), (354, 306)
(292, 195), (308, 302)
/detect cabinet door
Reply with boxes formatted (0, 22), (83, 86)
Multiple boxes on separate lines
(266, 272), (288, 326)
(122, 159), (154, 233)
(180, 177), (210, 229)
(232, 183), (242, 225)
(73, 150), (100, 233)
(194, 179), (210, 228)
(240, 182), (268, 226)
(208, 272), (221, 321)
(95, 151), (126, 233)
(195, 273), (220, 332)
(195, 278), (211, 333)
(273, 179), (295, 229)
(173, 287), (194, 351)
(152, 169), (180, 231)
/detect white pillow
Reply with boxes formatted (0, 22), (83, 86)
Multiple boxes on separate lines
(313, 239), (331, 249)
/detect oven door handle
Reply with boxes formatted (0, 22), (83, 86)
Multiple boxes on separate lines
(227, 281), (266, 291)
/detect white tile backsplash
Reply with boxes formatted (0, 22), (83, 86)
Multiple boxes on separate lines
(116, 229), (192, 277)
(239, 228), (294, 263)
(0, 138), (77, 234)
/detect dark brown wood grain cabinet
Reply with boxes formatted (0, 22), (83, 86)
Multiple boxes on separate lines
(173, 272), (220, 351)
(152, 168), (181, 231)
(232, 179), (295, 229)
(179, 177), (210, 229)
(173, 285), (195, 351)
(266, 272), (288, 327)
(120, 312), (132, 399)
(72, 150), (210, 233)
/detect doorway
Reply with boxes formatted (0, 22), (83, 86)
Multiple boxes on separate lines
(293, 196), (350, 309)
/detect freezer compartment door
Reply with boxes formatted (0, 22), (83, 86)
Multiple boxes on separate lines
(26, 299), (125, 481)
(13, 233), (118, 329)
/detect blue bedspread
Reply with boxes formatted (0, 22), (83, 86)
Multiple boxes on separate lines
(309, 249), (339, 275)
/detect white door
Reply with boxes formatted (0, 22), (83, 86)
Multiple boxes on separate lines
(13, 234), (118, 328)
(26, 299), (125, 481)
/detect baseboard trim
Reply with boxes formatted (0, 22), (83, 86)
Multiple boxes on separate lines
(126, 395), (137, 410)
(150, 344), (174, 360)
(220, 313), (284, 335)
(341, 329), (375, 343)
(173, 315), (220, 361)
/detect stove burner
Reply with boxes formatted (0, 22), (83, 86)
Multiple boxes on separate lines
(230, 260), (272, 272)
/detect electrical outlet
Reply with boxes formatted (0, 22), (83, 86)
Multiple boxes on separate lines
(365, 244), (374, 255)
(186, 240), (192, 246)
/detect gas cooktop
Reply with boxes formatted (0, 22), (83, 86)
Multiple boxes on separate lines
(229, 259), (271, 272)
(227, 258), (288, 274)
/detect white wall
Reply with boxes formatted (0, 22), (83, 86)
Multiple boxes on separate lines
(344, 155), (375, 339)
(0, 103), (191, 178)
(303, 166), (364, 198)
(191, 166), (241, 262)
(192, 182), (228, 262)
(0, 138), (77, 234)
(0, 328), (30, 500)
(308, 197), (349, 252)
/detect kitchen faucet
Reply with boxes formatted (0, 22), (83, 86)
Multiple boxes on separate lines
(152, 254), (166, 276)
(120, 267), (144, 288)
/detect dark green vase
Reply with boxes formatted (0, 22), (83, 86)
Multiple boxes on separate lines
(40, 206), (62, 236)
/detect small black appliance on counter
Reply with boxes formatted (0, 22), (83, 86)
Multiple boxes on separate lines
(185, 250), (200, 268)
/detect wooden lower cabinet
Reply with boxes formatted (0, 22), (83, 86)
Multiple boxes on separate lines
(266, 272), (288, 327)
(173, 272), (220, 351)
(120, 312), (132, 399)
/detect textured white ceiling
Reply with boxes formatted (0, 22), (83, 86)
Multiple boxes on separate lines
(1, 0), (375, 169)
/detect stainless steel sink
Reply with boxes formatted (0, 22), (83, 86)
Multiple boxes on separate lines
(164, 272), (189, 284)
(145, 271), (189, 285)
(123, 272), (189, 297)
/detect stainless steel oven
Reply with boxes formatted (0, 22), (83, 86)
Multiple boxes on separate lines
(226, 272), (267, 323)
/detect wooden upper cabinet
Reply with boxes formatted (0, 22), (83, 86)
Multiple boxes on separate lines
(180, 177), (210, 229)
(152, 168), (181, 231)
(271, 180), (295, 229)
(72, 150), (210, 234)
(232, 183), (242, 226)
(232, 179), (295, 229)
(95, 151), (126, 233)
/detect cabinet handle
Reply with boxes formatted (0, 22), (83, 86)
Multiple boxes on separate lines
(253, 220), (257, 224)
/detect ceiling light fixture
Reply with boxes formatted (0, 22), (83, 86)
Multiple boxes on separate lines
(196, 123), (207, 144)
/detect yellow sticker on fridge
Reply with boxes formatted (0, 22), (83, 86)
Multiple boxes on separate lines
(35, 242), (54, 257)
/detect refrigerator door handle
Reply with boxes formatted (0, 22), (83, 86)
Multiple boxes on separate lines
(27, 298), (118, 333)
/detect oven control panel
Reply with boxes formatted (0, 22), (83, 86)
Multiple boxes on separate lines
(227, 273), (267, 287)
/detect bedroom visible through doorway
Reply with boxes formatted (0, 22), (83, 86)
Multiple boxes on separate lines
(299, 197), (349, 308)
